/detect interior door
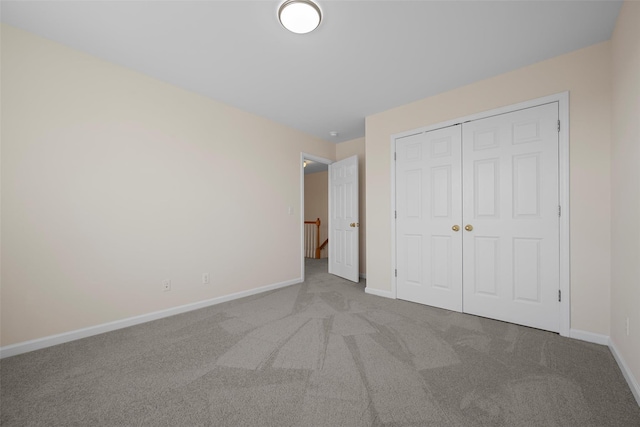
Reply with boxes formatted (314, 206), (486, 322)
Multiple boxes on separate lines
(394, 102), (561, 332)
(396, 125), (463, 311)
(462, 103), (560, 332)
(329, 155), (359, 282)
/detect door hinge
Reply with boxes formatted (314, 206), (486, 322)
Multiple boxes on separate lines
(558, 290), (562, 302)
(557, 120), (561, 132)
(394, 152), (397, 161)
(395, 269), (397, 277)
(395, 210), (397, 219)
(558, 205), (561, 217)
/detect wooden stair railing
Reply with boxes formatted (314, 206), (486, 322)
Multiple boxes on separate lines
(318, 238), (329, 259)
(304, 218), (326, 259)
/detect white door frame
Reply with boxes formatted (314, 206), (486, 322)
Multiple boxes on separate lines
(390, 92), (571, 337)
(300, 153), (333, 280)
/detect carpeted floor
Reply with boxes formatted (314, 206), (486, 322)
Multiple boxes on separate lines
(1, 258), (639, 426)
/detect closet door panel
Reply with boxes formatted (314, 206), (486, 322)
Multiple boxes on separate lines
(462, 103), (560, 332)
(396, 126), (463, 311)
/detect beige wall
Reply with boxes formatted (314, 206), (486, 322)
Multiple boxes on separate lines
(336, 138), (366, 276)
(0, 25), (335, 346)
(611, 1), (640, 397)
(366, 42), (612, 335)
(304, 171), (328, 258)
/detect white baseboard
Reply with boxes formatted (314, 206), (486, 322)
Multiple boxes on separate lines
(365, 287), (394, 299)
(0, 277), (303, 359)
(609, 339), (640, 406)
(569, 328), (610, 345)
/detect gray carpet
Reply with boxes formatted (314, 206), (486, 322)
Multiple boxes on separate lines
(1, 258), (639, 426)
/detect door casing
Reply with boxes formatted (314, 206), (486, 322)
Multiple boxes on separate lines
(390, 92), (570, 337)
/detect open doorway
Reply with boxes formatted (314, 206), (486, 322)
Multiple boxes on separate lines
(300, 153), (331, 280)
(301, 153), (361, 283)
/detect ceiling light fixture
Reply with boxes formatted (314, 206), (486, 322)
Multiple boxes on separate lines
(278, 0), (322, 34)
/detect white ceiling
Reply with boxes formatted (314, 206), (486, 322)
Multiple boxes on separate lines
(1, 0), (622, 143)
(304, 159), (329, 175)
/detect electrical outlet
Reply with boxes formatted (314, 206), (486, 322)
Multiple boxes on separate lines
(163, 279), (171, 292)
(626, 317), (630, 336)
(202, 273), (210, 284)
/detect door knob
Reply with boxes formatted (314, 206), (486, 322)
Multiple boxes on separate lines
(464, 224), (473, 231)
(350, 223), (359, 227)
(452, 225), (460, 232)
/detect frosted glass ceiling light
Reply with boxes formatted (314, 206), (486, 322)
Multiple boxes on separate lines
(279, 0), (322, 34)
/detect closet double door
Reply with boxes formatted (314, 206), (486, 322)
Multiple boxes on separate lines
(396, 103), (560, 332)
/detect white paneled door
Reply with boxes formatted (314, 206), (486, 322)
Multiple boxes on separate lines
(396, 103), (560, 332)
(462, 103), (559, 331)
(329, 155), (359, 282)
(396, 125), (463, 311)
